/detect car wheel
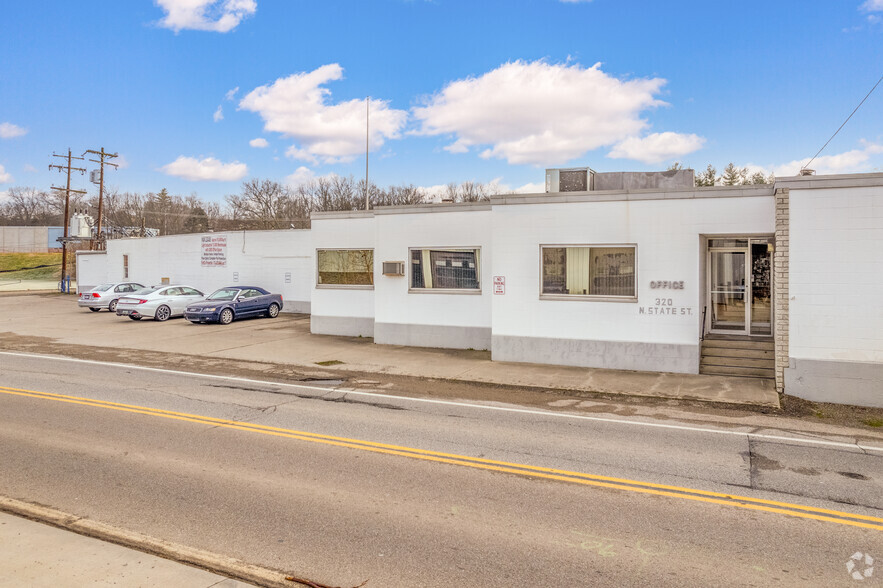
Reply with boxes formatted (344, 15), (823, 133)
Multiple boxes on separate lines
(129, 315), (142, 321)
(108, 299), (118, 312)
(267, 303), (280, 318)
(88, 307), (100, 312)
(219, 308), (234, 325)
(155, 305), (171, 322)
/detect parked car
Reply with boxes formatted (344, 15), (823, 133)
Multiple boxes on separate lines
(116, 285), (205, 321)
(183, 286), (282, 325)
(78, 282), (146, 312)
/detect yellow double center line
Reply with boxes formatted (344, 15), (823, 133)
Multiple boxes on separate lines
(2, 384), (882, 532)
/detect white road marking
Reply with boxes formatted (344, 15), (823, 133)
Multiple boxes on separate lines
(2, 351), (882, 453)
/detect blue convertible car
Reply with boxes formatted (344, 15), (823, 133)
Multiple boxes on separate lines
(183, 286), (282, 325)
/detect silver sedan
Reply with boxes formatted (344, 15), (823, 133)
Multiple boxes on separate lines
(78, 282), (146, 312)
(115, 285), (205, 321)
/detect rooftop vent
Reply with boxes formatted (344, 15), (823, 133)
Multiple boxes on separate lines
(799, 168), (815, 176)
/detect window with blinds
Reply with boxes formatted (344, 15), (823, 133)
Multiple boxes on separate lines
(541, 245), (636, 299)
(410, 248), (480, 291)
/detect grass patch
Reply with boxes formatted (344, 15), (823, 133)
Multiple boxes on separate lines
(864, 418), (883, 428)
(315, 360), (344, 366)
(0, 252), (64, 280)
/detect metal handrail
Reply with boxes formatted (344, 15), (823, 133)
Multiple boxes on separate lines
(700, 306), (708, 341)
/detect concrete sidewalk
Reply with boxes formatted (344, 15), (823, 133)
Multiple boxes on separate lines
(0, 294), (779, 407)
(0, 511), (244, 587)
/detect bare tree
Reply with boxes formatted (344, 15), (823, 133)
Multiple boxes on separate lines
(0, 187), (55, 225)
(226, 179), (293, 230)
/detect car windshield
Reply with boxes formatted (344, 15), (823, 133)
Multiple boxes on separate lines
(136, 288), (159, 295)
(206, 288), (239, 301)
(95, 283), (114, 291)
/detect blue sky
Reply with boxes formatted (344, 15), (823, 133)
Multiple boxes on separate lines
(1, 0), (882, 203)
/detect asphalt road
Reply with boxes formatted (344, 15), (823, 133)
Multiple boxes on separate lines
(1, 352), (881, 587)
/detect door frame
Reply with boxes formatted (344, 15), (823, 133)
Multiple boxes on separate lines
(705, 237), (774, 337)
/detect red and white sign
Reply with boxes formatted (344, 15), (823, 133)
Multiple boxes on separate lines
(493, 275), (505, 295)
(201, 235), (227, 267)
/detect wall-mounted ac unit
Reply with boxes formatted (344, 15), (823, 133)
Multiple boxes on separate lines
(382, 261), (405, 276)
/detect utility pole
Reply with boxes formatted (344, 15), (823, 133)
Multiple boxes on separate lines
(84, 147), (118, 250)
(49, 149), (86, 292)
(365, 96), (370, 211)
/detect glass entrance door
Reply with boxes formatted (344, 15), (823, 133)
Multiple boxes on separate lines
(750, 242), (772, 336)
(710, 250), (747, 333)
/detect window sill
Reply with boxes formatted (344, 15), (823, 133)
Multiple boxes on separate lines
(316, 284), (375, 290)
(409, 288), (482, 295)
(540, 294), (638, 303)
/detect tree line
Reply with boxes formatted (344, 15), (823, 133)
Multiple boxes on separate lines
(1, 165), (773, 235)
(0, 177), (499, 235)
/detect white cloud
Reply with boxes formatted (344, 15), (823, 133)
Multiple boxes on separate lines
(0, 191), (8, 202)
(284, 166), (316, 188)
(607, 132), (705, 164)
(114, 154), (130, 169)
(742, 140), (883, 177)
(0, 122), (27, 139)
(225, 86), (239, 101)
(213, 105), (224, 122)
(0, 164), (12, 183)
(861, 0), (883, 11)
(23, 164), (37, 173)
(239, 64), (408, 164)
(249, 137), (269, 148)
(160, 156), (247, 181)
(514, 181), (546, 193)
(155, 0), (256, 33)
(412, 60), (679, 166)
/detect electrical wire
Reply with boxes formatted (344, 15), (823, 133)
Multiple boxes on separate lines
(802, 72), (883, 172)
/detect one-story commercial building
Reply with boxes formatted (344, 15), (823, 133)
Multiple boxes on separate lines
(77, 170), (883, 408)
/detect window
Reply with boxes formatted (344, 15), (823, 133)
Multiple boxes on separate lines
(541, 245), (636, 299)
(317, 249), (374, 287)
(410, 248), (480, 291)
(123, 255), (129, 279)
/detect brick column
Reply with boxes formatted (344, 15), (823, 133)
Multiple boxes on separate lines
(773, 187), (790, 396)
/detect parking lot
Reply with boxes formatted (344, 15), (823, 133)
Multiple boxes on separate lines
(0, 292), (783, 410)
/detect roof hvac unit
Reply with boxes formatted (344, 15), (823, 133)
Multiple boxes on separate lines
(89, 169), (101, 184)
(382, 261), (405, 276)
(545, 167), (595, 193)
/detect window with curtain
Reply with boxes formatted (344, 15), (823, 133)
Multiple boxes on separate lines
(541, 245), (636, 298)
(317, 249), (374, 286)
(410, 248), (480, 291)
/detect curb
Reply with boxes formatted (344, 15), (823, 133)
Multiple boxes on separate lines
(0, 496), (303, 588)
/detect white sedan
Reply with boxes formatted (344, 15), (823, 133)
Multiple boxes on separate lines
(115, 285), (205, 321)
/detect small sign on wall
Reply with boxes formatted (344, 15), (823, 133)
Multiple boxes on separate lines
(493, 276), (505, 295)
(201, 235), (227, 267)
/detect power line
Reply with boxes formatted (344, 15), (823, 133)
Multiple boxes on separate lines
(802, 72), (883, 172)
(49, 149), (86, 291)
(83, 148), (118, 250)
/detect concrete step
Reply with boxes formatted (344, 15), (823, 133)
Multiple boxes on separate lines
(699, 364), (775, 378)
(701, 356), (774, 370)
(702, 338), (774, 351)
(701, 346), (774, 360)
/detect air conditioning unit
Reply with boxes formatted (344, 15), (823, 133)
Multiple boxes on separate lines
(545, 167), (595, 193)
(382, 261), (405, 276)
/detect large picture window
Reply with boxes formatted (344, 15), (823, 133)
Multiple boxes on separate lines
(541, 245), (636, 299)
(317, 249), (374, 287)
(410, 247), (480, 291)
